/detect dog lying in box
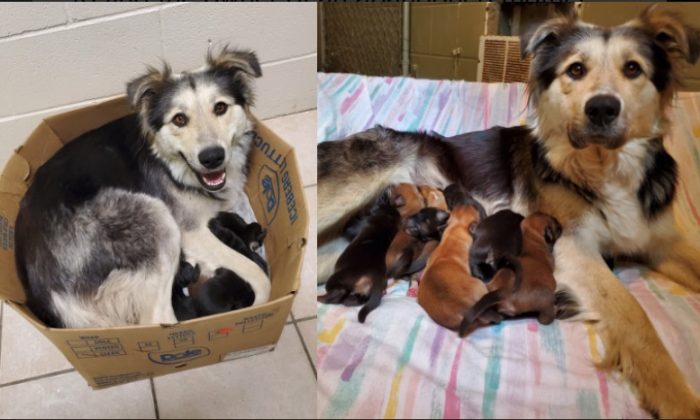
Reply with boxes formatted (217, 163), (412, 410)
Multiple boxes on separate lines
(14, 47), (270, 328)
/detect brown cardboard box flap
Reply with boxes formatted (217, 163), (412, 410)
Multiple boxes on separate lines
(246, 119), (309, 299)
(44, 96), (130, 144)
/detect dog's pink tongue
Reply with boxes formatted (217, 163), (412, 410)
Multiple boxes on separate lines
(203, 170), (226, 186)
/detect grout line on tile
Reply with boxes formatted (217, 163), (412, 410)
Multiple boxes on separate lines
(294, 315), (317, 323)
(0, 368), (75, 389)
(258, 107), (318, 123)
(150, 378), (160, 419)
(291, 313), (316, 378)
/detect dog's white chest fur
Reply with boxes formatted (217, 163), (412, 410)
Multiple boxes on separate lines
(584, 183), (652, 255)
(576, 140), (671, 256)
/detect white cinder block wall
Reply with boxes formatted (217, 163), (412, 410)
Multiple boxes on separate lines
(0, 2), (317, 167)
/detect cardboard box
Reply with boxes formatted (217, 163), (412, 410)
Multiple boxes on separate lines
(0, 96), (308, 389)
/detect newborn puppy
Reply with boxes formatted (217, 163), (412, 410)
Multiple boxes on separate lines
(402, 207), (450, 274)
(212, 211), (267, 252)
(318, 188), (401, 323)
(460, 212), (562, 336)
(417, 184), (498, 331)
(469, 209), (524, 282)
(189, 268), (256, 317)
(418, 185), (448, 210)
(172, 255), (200, 321)
(172, 212), (268, 320)
(384, 184), (427, 278)
(401, 185), (450, 275)
(208, 212), (268, 274)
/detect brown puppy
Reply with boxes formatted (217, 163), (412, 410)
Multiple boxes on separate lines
(319, 189), (400, 316)
(460, 212), (563, 336)
(417, 185), (496, 331)
(384, 184), (426, 278)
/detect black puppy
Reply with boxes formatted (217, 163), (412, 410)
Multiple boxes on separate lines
(318, 189), (401, 323)
(208, 212), (268, 274)
(469, 209), (524, 282)
(401, 207), (450, 274)
(172, 212), (268, 320)
(171, 254), (201, 321)
(190, 267), (256, 316)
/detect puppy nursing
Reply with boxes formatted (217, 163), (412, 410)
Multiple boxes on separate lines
(319, 189), (400, 320)
(173, 211), (269, 320)
(319, 183), (449, 322)
(417, 185), (493, 331)
(460, 212), (562, 336)
(320, 182), (567, 336)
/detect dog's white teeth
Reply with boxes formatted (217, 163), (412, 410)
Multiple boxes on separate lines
(202, 171), (226, 186)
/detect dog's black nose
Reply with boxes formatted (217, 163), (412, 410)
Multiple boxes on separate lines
(585, 95), (621, 127)
(198, 147), (225, 169)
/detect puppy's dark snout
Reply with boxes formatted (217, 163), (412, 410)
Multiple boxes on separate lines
(585, 95), (620, 127)
(198, 147), (225, 169)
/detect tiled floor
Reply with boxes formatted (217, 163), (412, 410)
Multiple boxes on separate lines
(0, 110), (317, 419)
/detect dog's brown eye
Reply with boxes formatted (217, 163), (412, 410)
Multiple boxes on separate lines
(214, 102), (228, 116)
(172, 113), (188, 127)
(566, 62), (586, 80)
(623, 61), (642, 79)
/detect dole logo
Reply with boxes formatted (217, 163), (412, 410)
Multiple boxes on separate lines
(148, 347), (210, 365)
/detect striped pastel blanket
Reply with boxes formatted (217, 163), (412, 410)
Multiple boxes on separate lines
(316, 73), (700, 419)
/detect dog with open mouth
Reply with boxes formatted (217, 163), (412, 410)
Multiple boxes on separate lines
(14, 46), (270, 328)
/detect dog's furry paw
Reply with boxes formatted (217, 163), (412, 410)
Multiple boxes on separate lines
(553, 287), (581, 320)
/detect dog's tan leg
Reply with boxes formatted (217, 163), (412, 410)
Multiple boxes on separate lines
(651, 237), (700, 293)
(555, 233), (700, 418)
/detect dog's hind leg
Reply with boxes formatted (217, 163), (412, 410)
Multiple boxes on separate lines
(318, 129), (450, 286)
(318, 128), (449, 238)
(49, 191), (182, 327)
(554, 233), (700, 418)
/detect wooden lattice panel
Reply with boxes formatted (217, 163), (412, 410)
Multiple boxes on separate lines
(478, 36), (531, 83)
(322, 4), (403, 76)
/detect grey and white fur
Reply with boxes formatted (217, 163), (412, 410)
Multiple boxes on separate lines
(14, 47), (270, 328)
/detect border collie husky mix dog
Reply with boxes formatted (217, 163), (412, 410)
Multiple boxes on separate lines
(317, 7), (700, 418)
(14, 47), (270, 329)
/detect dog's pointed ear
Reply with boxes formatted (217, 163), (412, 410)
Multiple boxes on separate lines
(521, 16), (576, 59)
(207, 47), (263, 78)
(126, 64), (171, 112)
(635, 6), (700, 65)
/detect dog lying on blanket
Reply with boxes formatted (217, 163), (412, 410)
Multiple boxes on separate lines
(14, 47), (269, 328)
(317, 8), (700, 417)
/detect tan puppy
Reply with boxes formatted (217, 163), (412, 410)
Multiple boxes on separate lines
(418, 185), (448, 210)
(417, 185), (496, 331)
